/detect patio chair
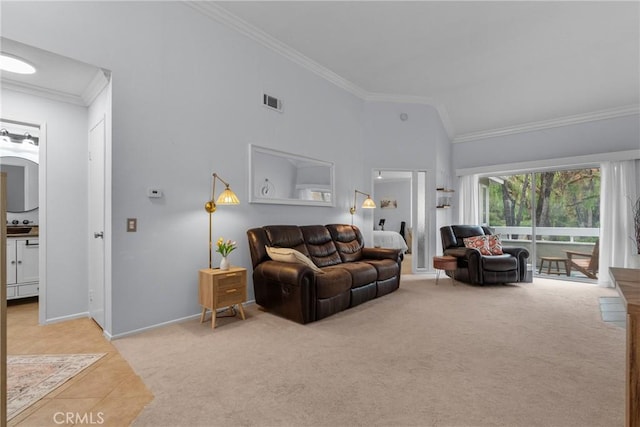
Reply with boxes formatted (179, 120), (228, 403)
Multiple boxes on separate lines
(564, 239), (599, 279)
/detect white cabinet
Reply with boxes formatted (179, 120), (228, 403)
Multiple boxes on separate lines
(6, 237), (39, 299)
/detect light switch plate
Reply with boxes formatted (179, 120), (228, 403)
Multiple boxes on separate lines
(127, 218), (137, 232)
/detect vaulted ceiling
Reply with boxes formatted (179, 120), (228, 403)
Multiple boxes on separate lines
(2, 2), (638, 143)
(210, 1), (639, 142)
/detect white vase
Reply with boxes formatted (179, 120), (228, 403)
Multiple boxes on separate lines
(220, 256), (230, 271)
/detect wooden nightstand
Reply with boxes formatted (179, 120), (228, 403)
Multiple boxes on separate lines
(198, 267), (247, 329)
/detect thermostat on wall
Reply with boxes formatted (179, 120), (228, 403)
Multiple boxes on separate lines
(147, 188), (163, 198)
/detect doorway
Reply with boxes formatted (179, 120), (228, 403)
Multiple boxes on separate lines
(1, 38), (112, 331)
(372, 169), (432, 274)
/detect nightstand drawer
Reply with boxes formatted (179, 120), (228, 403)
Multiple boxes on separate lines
(217, 287), (245, 306)
(217, 272), (244, 291)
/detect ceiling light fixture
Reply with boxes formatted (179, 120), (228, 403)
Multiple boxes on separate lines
(0, 53), (36, 74)
(377, 171), (383, 180)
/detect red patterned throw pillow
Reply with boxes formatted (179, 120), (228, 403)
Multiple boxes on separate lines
(487, 234), (504, 255)
(463, 235), (491, 255)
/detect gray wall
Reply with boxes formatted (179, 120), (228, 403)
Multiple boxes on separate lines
(452, 114), (639, 171)
(2, 1), (371, 336)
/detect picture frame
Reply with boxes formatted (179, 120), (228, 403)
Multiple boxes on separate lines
(380, 199), (397, 209)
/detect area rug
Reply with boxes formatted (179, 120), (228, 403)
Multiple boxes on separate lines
(7, 353), (106, 420)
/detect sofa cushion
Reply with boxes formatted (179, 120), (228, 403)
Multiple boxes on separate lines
(300, 225), (343, 267)
(315, 266), (352, 298)
(364, 259), (399, 281)
(264, 225), (309, 255)
(463, 235), (491, 256)
(488, 234), (504, 255)
(265, 246), (323, 273)
(336, 262), (378, 288)
(482, 254), (517, 272)
(326, 224), (364, 262)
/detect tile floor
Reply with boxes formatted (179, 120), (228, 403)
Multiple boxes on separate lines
(599, 296), (627, 329)
(6, 298), (153, 426)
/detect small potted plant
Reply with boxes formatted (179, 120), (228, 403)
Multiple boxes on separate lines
(216, 238), (237, 270)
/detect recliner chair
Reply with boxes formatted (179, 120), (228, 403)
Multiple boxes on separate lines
(440, 225), (530, 285)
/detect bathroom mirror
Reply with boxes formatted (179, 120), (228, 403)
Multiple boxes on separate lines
(249, 144), (335, 207)
(0, 156), (39, 212)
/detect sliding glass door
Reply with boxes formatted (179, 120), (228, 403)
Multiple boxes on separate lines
(479, 167), (600, 282)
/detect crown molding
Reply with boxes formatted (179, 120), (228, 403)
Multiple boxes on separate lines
(185, 1), (369, 99)
(81, 69), (110, 106)
(456, 149), (640, 177)
(453, 105), (640, 144)
(185, 2), (638, 146)
(185, 2), (456, 139)
(1, 79), (85, 106)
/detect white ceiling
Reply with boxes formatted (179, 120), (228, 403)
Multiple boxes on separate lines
(0, 37), (102, 106)
(1, 3), (638, 142)
(211, 1), (640, 142)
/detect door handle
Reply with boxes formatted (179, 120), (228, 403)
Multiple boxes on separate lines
(94, 232), (104, 239)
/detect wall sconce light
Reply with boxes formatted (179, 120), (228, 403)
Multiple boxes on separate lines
(350, 189), (375, 224)
(204, 172), (239, 269)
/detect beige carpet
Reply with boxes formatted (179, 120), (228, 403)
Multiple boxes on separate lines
(115, 276), (625, 427)
(7, 353), (106, 420)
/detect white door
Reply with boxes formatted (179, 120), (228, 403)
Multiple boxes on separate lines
(88, 118), (105, 328)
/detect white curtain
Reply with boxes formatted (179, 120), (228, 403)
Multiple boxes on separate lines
(598, 160), (639, 287)
(458, 174), (479, 224)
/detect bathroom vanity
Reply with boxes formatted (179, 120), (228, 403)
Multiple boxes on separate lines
(6, 226), (39, 299)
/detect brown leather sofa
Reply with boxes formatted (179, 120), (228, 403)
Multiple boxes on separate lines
(247, 224), (402, 324)
(440, 225), (530, 285)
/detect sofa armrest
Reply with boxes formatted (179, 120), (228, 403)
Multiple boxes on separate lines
(443, 247), (479, 259)
(443, 247), (482, 283)
(256, 260), (316, 286)
(502, 246), (530, 259)
(362, 247), (402, 263)
(501, 247), (530, 281)
(253, 260), (317, 324)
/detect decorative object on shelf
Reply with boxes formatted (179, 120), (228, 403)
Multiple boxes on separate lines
(216, 238), (237, 271)
(349, 189), (375, 224)
(260, 178), (275, 197)
(436, 187), (455, 208)
(204, 173), (239, 269)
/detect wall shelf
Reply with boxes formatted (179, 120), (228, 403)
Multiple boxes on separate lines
(436, 188), (454, 208)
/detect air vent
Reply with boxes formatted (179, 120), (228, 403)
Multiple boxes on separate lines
(262, 93), (283, 112)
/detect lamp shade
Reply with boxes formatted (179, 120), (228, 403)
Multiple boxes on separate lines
(361, 196), (376, 209)
(216, 187), (240, 205)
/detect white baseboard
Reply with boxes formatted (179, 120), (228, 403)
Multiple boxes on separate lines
(109, 301), (256, 340)
(44, 311), (90, 324)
